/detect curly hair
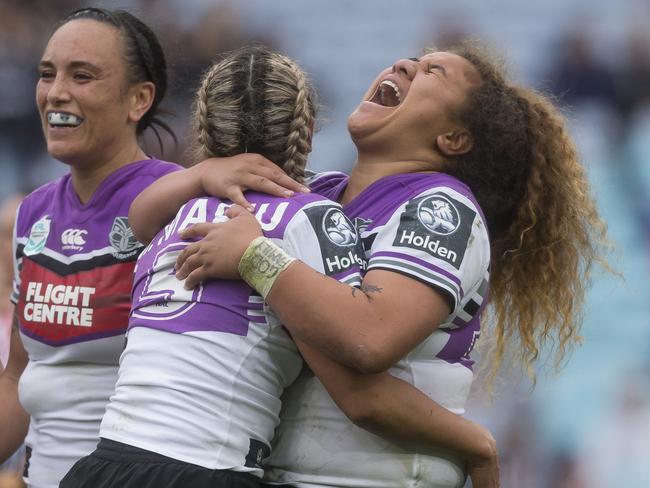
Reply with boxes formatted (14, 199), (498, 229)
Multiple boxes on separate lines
(193, 45), (316, 182)
(441, 42), (610, 382)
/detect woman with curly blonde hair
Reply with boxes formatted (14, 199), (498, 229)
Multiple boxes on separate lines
(136, 41), (608, 487)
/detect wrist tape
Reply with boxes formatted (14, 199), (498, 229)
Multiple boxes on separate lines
(238, 236), (296, 299)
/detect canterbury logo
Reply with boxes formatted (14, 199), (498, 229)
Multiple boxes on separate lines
(61, 229), (87, 247)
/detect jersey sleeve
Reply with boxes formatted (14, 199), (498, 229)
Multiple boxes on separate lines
(366, 186), (490, 314)
(278, 200), (366, 288)
(10, 201), (23, 305)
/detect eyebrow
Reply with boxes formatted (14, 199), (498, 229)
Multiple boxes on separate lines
(38, 60), (102, 72)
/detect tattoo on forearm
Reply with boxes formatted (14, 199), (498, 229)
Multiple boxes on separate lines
(361, 283), (383, 295)
(351, 283), (383, 301)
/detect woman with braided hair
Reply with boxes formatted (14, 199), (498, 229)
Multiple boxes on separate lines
(62, 44), (502, 488)
(134, 41), (608, 487)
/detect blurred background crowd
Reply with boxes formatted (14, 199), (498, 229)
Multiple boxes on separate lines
(1, 0), (649, 486)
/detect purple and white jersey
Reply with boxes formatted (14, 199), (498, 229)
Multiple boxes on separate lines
(266, 172), (490, 488)
(100, 192), (364, 477)
(10, 159), (180, 488)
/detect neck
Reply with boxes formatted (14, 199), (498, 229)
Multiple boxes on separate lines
(341, 151), (443, 205)
(70, 143), (147, 204)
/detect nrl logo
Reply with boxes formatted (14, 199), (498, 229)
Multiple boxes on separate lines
(109, 217), (141, 255)
(24, 216), (51, 256)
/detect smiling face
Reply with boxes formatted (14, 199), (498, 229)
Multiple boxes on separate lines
(348, 52), (480, 165)
(36, 19), (142, 167)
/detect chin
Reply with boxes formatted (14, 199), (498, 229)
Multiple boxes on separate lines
(46, 144), (80, 166)
(347, 111), (372, 143)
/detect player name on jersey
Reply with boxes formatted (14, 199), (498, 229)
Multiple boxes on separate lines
(23, 282), (96, 327)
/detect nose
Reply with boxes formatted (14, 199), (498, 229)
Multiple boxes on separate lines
(45, 74), (71, 105)
(392, 58), (417, 80)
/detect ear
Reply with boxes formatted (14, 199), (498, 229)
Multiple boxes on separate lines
(436, 129), (473, 156)
(128, 81), (156, 124)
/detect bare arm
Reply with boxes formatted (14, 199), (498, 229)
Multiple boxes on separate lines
(297, 340), (499, 487)
(0, 313), (29, 462)
(175, 208), (450, 374)
(269, 266), (450, 374)
(129, 154), (309, 244)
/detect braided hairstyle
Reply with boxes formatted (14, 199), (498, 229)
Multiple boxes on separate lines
(193, 45), (316, 182)
(61, 7), (176, 152)
(440, 42), (611, 382)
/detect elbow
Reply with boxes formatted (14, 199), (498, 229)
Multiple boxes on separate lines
(127, 207), (152, 245)
(348, 344), (394, 375)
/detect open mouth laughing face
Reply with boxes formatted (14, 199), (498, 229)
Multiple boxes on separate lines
(347, 52), (479, 155)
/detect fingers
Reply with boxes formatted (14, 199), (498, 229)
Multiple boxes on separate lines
(183, 267), (210, 290)
(178, 222), (218, 240)
(243, 172), (309, 198)
(226, 188), (254, 212)
(249, 156), (309, 193)
(225, 204), (249, 219)
(175, 243), (200, 276)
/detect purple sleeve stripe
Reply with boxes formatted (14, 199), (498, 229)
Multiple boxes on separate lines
(247, 315), (268, 324)
(368, 259), (460, 306)
(370, 251), (463, 292)
(331, 268), (362, 283)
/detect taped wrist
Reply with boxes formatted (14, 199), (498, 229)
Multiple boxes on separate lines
(238, 236), (296, 299)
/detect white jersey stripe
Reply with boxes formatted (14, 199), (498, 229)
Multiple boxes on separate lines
(369, 257), (461, 306)
(15, 236), (131, 264)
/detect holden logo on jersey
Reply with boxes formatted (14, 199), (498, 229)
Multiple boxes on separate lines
(109, 217), (141, 258)
(394, 192), (476, 270)
(61, 228), (87, 250)
(24, 215), (51, 256)
(305, 204), (367, 277)
(322, 208), (358, 246)
(417, 195), (460, 235)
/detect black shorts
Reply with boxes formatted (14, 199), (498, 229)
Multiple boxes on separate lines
(60, 438), (261, 488)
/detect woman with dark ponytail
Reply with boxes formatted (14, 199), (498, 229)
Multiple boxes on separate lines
(0, 8), (181, 488)
(141, 41), (607, 487)
(0, 10), (300, 488)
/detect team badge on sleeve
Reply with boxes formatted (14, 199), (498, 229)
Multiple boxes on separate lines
(393, 192), (476, 269)
(109, 217), (141, 258)
(305, 205), (366, 276)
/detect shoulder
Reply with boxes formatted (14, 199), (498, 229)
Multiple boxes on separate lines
(15, 176), (68, 226)
(305, 170), (348, 191)
(377, 173), (485, 227)
(127, 159), (183, 181)
(248, 191), (354, 246)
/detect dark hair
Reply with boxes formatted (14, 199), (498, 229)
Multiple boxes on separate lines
(61, 7), (176, 152)
(193, 45), (316, 182)
(440, 42), (609, 383)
